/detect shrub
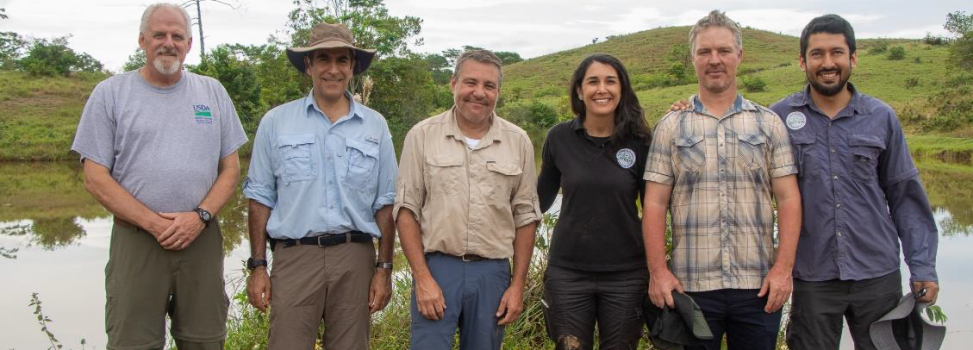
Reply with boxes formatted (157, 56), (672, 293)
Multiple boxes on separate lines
(923, 33), (948, 46)
(868, 39), (889, 55)
(742, 76), (767, 93)
(887, 46), (906, 60)
(905, 77), (920, 88)
(499, 100), (559, 128)
(914, 56), (922, 64)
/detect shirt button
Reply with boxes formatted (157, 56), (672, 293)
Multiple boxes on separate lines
(833, 175), (838, 180)
(329, 205), (334, 209)
(837, 231), (842, 237)
(830, 148), (836, 153)
(720, 168), (725, 173)
(836, 203), (841, 209)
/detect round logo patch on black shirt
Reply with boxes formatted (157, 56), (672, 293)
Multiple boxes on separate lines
(616, 148), (636, 169)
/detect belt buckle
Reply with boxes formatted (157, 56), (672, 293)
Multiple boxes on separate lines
(316, 235), (328, 247)
(462, 254), (472, 262)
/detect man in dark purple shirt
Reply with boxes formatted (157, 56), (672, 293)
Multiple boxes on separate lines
(768, 14), (940, 350)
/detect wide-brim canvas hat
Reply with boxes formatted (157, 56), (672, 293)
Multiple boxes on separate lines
(870, 292), (946, 350)
(286, 22), (376, 75)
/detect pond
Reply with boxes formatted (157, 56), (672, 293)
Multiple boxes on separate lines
(1, 158), (971, 350)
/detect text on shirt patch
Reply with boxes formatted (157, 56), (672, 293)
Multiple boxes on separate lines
(193, 104), (213, 125)
(786, 112), (806, 130)
(616, 148), (636, 169)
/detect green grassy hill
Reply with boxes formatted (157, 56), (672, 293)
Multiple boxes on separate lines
(0, 71), (106, 161)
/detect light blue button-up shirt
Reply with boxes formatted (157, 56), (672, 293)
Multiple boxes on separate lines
(243, 90), (397, 239)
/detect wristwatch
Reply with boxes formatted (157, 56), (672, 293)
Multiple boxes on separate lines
(194, 207), (212, 226)
(375, 261), (393, 269)
(247, 257), (268, 270)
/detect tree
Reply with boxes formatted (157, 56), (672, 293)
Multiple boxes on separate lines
(122, 48), (146, 72)
(287, 0), (422, 57)
(366, 54), (439, 135)
(0, 31), (27, 70)
(19, 36), (104, 76)
(494, 51), (523, 65)
(1, 8), (7, 20)
(944, 11), (973, 38)
(191, 45), (264, 133)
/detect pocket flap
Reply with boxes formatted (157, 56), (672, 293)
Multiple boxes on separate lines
(675, 134), (704, 147)
(427, 155), (463, 167)
(278, 133), (316, 147)
(737, 133), (768, 146)
(346, 139), (379, 158)
(790, 132), (816, 145)
(849, 134), (886, 150)
(486, 162), (523, 176)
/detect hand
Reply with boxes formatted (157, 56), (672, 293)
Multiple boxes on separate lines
(496, 285), (525, 325)
(912, 281), (940, 304)
(156, 212), (205, 250)
(369, 269), (392, 313)
(649, 269), (684, 308)
(758, 266), (793, 313)
(415, 276), (446, 320)
(144, 215), (175, 240)
(247, 267), (272, 312)
(668, 99), (691, 113)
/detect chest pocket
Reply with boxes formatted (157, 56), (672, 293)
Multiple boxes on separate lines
(484, 162), (523, 202)
(277, 134), (316, 182)
(426, 155), (464, 196)
(790, 132), (817, 178)
(675, 134), (705, 171)
(849, 134), (885, 182)
(737, 133), (768, 170)
(343, 139), (380, 191)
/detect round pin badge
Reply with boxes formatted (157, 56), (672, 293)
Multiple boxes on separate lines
(616, 148), (636, 169)
(786, 112), (807, 130)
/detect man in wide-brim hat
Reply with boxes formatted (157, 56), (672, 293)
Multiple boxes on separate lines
(243, 21), (399, 350)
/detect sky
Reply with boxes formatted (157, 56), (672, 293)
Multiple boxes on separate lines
(0, 0), (967, 72)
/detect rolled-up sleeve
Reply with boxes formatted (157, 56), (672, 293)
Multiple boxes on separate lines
(393, 127), (426, 222)
(372, 125), (398, 211)
(881, 112), (938, 282)
(512, 135), (542, 227)
(766, 112), (799, 178)
(242, 115), (278, 208)
(644, 113), (677, 185)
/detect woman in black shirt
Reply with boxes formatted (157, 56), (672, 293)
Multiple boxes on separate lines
(537, 54), (652, 350)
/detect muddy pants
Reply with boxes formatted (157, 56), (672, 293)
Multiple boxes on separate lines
(541, 265), (648, 350)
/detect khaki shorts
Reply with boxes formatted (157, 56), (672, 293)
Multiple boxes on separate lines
(267, 239), (376, 350)
(105, 218), (229, 350)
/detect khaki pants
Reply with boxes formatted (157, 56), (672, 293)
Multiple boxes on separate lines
(106, 219), (228, 350)
(268, 239), (376, 350)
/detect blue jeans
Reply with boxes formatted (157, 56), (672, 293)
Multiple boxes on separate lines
(410, 253), (510, 350)
(684, 289), (782, 350)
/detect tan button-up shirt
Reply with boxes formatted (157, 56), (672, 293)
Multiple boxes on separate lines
(393, 108), (542, 259)
(644, 95), (797, 292)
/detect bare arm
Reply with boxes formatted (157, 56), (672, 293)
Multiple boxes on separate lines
(246, 199), (272, 312)
(758, 174), (801, 312)
(496, 221), (537, 325)
(82, 159), (172, 238)
(642, 181), (681, 308)
(369, 205), (395, 313)
(397, 208), (446, 320)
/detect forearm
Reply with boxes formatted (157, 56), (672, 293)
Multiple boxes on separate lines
(510, 221), (537, 289)
(198, 152), (240, 214)
(248, 199), (271, 260)
(643, 203), (670, 274)
(773, 195), (801, 270)
(397, 209), (433, 281)
(83, 160), (164, 230)
(375, 205), (395, 264)
(887, 177), (939, 281)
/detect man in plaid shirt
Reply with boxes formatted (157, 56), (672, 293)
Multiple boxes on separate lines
(641, 10), (802, 350)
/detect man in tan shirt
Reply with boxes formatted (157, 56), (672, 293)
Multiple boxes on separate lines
(394, 49), (541, 350)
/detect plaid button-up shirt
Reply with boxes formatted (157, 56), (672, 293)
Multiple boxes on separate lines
(644, 95), (797, 292)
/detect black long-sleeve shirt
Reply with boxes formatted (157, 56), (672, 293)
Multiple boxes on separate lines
(537, 118), (650, 271)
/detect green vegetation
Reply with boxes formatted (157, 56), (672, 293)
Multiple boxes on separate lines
(887, 46), (907, 60)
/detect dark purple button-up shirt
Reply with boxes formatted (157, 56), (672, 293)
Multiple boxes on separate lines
(770, 84), (938, 283)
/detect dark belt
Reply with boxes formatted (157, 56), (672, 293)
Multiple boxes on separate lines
(272, 231), (372, 249)
(433, 252), (490, 262)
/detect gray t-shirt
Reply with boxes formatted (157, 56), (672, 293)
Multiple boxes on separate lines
(71, 70), (248, 213)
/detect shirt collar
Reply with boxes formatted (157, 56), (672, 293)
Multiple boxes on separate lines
(445, 106), (503, 146)
(790, 82), (866, 115)
(690, 93), (753, 116)
(303, 89), (362, 121)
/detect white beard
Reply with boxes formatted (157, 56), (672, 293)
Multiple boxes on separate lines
(152, 56), (181, 75)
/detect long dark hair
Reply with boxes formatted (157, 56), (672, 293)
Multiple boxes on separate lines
(568, 54), (651, 146)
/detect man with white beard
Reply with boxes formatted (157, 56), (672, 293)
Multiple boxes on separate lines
(71, 3), (247, 349)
